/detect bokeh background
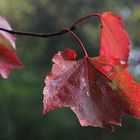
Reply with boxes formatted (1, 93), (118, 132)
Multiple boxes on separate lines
(0, 0), (140, 140)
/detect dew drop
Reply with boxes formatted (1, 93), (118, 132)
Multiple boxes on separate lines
(86, 92), (89, 97)
(120, 60), (126, 65)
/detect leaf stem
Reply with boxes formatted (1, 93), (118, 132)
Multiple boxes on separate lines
(0, 13), (100, 38)
(62, 28), (88, 57)
(70, 13), (100, 29)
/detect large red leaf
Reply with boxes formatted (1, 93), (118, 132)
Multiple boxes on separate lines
(0, 16), (16, 49)
(0, 43), (22, 78)
(43, 49), (140, 131)
(99, 12), (130, 62)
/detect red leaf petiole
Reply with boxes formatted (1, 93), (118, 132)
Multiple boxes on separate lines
(62, 28), (88, 57)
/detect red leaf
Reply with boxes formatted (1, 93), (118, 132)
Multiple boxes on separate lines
(61, 48), (77, 60)
(0, 16), (16, 49)
(99, 12), (130, 62)
(0, 17), (23, 78)
(43, 49), (140, 131)
(0, 43), (22, 78)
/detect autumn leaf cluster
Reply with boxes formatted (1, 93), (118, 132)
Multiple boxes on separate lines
(0, 12), (140, 131)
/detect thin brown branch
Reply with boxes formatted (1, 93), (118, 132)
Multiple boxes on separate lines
(0, 13), (100, 38)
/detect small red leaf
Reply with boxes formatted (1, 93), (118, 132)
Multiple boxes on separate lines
(0, 16), (23, 78)
(43, 49), (140, 131)
(0, 43), (22, 78)
(99, 12), (130, 62)
(61, 48), (77, 60)
(0, 16), (16, 49)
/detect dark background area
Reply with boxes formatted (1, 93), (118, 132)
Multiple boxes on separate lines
(0, 0), (140, 140)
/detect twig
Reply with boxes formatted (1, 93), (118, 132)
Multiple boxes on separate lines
(0, 13), (100, 38)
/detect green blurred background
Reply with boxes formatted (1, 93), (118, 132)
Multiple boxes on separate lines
(0, 0), (140, 140)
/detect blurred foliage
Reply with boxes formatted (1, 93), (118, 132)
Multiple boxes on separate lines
(0, 0), (140, 140)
